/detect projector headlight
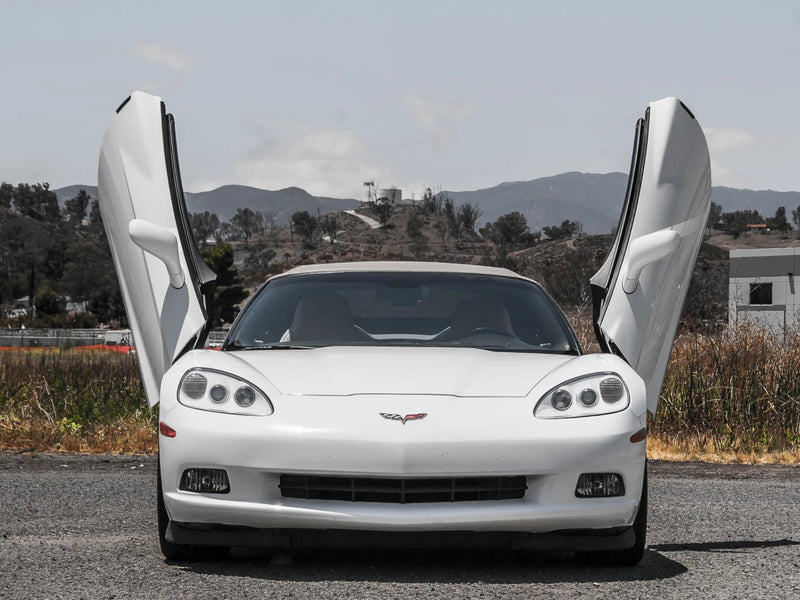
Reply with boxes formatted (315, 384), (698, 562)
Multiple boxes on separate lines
(178, 369), (273, 416)
(534, 373), (629, 419)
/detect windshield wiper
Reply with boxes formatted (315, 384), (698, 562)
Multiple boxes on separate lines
(226, 343), (313, 351)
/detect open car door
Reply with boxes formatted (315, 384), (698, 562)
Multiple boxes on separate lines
(98, 92), (216, 407)
(591, 97), (711, 415)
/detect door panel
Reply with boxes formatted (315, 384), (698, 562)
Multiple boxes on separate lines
(98, 92), (216, 407)
(591, 97), (711, 414)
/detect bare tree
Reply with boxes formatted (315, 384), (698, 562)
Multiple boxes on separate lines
(264, 211), (279, 244)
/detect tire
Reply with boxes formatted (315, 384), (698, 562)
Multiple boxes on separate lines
(576, 464), (647, 567)
(157, 462), (230, 561)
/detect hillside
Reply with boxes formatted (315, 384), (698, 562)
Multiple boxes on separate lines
(231, 204), (494, 288)
(55, 172), (800, 236)
(230, 203), (732, 328)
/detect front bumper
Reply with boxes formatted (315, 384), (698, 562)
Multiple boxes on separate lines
(158, 394), (647, 548)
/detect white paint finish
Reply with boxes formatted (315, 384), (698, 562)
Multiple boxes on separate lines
(231, 346), (575, 397)
(95, 94), (713, 545)
(98, 92), (207, 407)
(128, 219), (185, 289)
(159, 349), (647, 532)
(621, 230), (680, 294)
(594, 98), (711, 415)
(277, 260), (524, 279)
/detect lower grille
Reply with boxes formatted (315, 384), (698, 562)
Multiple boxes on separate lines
(279, 474), (527, 503)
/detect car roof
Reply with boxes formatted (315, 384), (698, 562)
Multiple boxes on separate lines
(271, 261), (531, 281)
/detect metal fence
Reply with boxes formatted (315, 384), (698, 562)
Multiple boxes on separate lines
(0, 328), (228, 349)
(0, 328), (109, 348)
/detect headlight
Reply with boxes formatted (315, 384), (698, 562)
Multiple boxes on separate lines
(534, 373), (629, 419)
(178, 369), (273, 416)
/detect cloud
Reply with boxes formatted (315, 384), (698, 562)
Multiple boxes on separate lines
(709, 159), (748, 188)
(232, 123), (394, 198)
(703, 127), (778, 188)
(404, 96), (473, 150)
(702, 127), (759, 155)
(132, 43), (191, 71)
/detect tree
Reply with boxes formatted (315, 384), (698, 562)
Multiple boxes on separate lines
(0, 182), (13, 209)
(12, 183), (60, 222)
(320, 214), (339, 244)
(33, 285), (64, 316)
(406, 209), (428, 259)
(457, 202), (482, 233)
(89, 199), (103, 228)
(264, 212), (279, 243)
(720, 210), (763, 238)
(190, 211), (220, 247)
(706, 201), (722, 232)
(480, 211), (530, 251)
(291, 211), (318, 249)
(767, 206), (791, 236)
(373, 200), (393, 227)
(542, 219), (582, 241)
(230, 208), (264, 245)
(201, 243), (248, 325)
(443, 196), (460, 246)
(243, 245), (277, 277)
(64, 189), (91, 225)
(421, 187), (444, 215)
(792, 205), (800, 231)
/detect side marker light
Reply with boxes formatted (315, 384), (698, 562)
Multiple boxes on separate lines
(630, 428), (647, 443)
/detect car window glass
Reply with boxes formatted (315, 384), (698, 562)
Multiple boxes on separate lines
(226, 272), (578, 354)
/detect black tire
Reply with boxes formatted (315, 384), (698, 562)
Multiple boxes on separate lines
(157, 462), (230, 561)
(576, 465), (647, 567)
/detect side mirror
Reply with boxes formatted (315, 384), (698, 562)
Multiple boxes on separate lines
(128, 219), (185, 289)
(622, 229), (680, 294)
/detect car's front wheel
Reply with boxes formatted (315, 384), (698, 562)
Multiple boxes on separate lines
(157, 464), (230, 561)
(576, 465), (647, 567)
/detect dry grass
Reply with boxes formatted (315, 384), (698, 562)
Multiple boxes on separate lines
(0, 349), (156, 454)
(647, 435), (800, 465)
(3, 324), (800, 464)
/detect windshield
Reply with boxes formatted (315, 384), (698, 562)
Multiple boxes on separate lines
(225, 271), (579, 354)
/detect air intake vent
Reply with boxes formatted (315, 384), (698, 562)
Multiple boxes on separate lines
(279, 474), (527, 503)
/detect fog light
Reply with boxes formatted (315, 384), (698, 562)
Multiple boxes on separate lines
(180, 468), (230, 493)
(575, 473), (625, 498)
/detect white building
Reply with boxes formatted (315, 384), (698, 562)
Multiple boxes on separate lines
(729, 248), (800, 336)
(377, 188), (402, 204)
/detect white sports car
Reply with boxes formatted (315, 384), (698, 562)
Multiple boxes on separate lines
(98, 92), (710, 565)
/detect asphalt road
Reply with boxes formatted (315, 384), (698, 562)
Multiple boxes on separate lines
(1, 454), (799, 599)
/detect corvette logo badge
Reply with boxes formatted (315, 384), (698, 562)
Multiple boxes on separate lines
(380, 412), (427, 425)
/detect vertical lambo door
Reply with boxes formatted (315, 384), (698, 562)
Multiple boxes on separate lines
(98, 91), (216, 407)
(591, 97), (711, 415)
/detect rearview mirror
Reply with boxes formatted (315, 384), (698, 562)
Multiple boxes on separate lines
(622, 229), (680, 294)
(128, 219), (185, 289)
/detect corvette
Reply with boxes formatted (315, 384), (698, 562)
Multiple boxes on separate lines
(98, 92), (710, 565)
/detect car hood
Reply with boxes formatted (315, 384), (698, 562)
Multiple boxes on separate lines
(231, 346), (575, 398)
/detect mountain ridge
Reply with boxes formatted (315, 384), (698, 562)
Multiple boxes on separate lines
(54, 173), (800, 234)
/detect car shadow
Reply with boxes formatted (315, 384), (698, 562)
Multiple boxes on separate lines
(170, 546), (688, 584)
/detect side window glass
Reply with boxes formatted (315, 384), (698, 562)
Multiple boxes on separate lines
(749, 282), (772, 305)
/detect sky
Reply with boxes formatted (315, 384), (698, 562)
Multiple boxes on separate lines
(2, 0), (800, 200)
